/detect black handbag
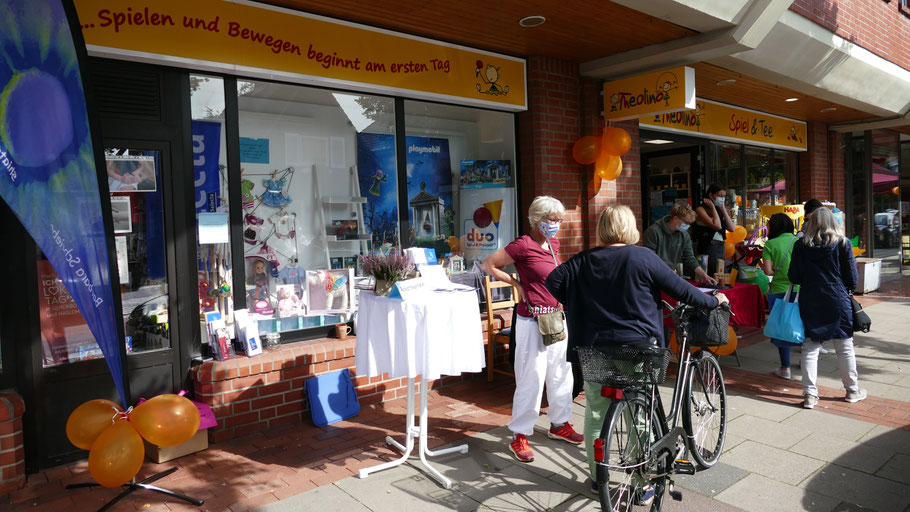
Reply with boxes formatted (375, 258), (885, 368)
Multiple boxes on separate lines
(688, 307), (731, 347)
(850, 295), (871, 333)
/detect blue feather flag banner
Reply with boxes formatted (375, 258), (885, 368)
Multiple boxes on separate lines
(0, 1), (126, 404)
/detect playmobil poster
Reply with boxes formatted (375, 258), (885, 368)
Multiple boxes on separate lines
(356, 134), (455, 250)
(356, 133), (400, 248)
(406, 136), (454, 247)
(0, 1), (126, 403)
(460, 160), (512, 188)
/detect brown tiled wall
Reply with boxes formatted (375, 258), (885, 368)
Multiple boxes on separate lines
(0, 392), (25, 494)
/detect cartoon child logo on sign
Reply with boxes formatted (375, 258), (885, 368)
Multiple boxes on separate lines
(475, 60), (510, 96)
(655, 71), (679, 107)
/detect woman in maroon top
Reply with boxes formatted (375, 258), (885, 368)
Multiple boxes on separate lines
(482, 196), (582, 463)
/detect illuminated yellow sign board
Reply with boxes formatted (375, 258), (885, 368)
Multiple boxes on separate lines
(640, 98), (807, 151)
(603, 66), (695, 121)
(73, 0), (527, 111)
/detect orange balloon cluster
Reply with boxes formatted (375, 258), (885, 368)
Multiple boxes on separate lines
(65, 394), (201, 488)
(669, 325), (738, 357)
(723, 225), (749, 259)
(572, 126), (632, 183)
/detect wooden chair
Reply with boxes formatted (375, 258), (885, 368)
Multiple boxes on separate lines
(483, 274), (519, 382)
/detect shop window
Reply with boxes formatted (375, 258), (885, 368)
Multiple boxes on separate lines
(38, 148), (169, 366)
(402, 100), (517, 270)
(850, 135), (868, 251)
(236, 81), (397, 334)
(190, 75), (233, 327)
(710, 142), (743, 225)
(744, 146), (772, 234)
(870, 130), (900, 270)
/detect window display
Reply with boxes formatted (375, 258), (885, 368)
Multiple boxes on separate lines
(237, 81), (398, 334)
(403, 100), (517, 268)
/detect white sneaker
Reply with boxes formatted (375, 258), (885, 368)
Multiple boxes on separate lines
(845, 389), (867, 403)
(773, 367), (791, 379)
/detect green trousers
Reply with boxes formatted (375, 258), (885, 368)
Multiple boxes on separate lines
(584, 380), (650, 486)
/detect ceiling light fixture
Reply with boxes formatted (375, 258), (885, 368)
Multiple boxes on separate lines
(644, 139), (674, 145)
(820, 107), (838, 113)
(715, 79), (737, 86)
(785, 97), (799, 102)
(518, 15), (546, 27)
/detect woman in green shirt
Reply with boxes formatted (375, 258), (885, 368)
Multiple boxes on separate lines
(761, 213), (800, 379)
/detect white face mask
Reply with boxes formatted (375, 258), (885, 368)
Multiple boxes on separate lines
(677, 222), (690, 232)
(714, 197), (725, 208)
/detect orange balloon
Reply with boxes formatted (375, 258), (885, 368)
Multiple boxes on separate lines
(602, 127), (632, 156)
(733, 225), (748, 243)
(66, 399), (123, 450)
(595, 152), (623, 181)
(572, 136), (601, 165)
(129, 394), (200, 447)
(892, 186), (900, 195)
(724, 242), (736, 260)
(88, 419), (144, 488)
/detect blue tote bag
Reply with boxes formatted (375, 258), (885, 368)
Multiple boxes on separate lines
(763, 284), (805, 344)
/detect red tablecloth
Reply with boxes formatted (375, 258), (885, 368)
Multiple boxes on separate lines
(662, 282), (767, 329)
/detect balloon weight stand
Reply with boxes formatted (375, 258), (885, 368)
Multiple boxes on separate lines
(66, 466), (204, 512)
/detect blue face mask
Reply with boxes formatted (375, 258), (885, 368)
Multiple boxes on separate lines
(539, 221), (559, 238)
(714, 197), (726, 208)
(677, 222), (690, 232)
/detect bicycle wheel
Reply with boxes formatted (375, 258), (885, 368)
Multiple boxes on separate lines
(683, 353), (727, 469)
(596, 395), (667, 511)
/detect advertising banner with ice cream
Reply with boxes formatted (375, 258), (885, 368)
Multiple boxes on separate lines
(459, 188), (515, 264)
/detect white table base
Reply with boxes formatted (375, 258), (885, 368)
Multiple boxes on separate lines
(357, 375), (468, 489)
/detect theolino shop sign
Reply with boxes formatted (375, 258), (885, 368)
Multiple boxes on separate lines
(74, 0), (527, 110)
(603, 66), (695, 121)
(640, 98), (808, 151)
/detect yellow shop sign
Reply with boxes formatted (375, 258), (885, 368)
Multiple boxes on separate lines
(603, 66), (695, 121)
(640, 98), (807, 151)
(74, 0), (527, 111)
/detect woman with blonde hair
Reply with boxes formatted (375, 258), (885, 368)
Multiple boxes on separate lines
(788, 206), (865, 409)
(545, 204), (727, 497)
(482, 195), (581, 463)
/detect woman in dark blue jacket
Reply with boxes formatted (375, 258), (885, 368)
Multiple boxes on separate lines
(788, 207), (865, 409)
(545, 204), (727, 500)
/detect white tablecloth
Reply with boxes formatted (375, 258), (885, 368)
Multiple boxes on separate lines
(355, 289), (485, 379)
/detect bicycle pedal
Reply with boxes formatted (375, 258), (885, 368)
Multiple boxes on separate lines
(674, 459), (696, 475)
(668, 483), (683, 502)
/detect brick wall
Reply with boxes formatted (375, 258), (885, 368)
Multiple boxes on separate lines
(797, 122), (847, 208)
(520, 58), (643, 256)
(192, 336), (492, 443)
(0, 392), (25, 494)
(790, 0), (910, 71)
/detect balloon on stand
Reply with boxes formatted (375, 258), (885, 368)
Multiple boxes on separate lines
(66, 399), (123, 450)
(571, 135), (601, 165)
(88, 419), (144, 488)
(130, 394), (200, 447)
(595, 152), (623, 181)
(601, 126), (631, 156)
(724, 242), (736, 260)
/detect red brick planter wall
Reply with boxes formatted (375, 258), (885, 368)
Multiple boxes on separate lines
(0, 391), (25, 494)
(192, 337), (481, 443)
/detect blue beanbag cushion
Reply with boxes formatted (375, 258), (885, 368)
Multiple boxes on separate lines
(304, 369), (360, 426)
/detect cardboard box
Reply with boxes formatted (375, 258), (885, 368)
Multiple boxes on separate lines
(144, 429), (208, 463)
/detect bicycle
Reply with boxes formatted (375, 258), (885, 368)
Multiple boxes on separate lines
(578, 300), (730, 511)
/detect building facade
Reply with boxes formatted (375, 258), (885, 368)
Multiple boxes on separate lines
(0, 0), (907, 481)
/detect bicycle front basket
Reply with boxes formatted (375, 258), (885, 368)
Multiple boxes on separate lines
(576, 346), (672, 388)
(688, 307), (730, 347)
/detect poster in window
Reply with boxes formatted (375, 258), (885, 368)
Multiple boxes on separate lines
(406, 136), (454, 249)
(106, 155), (157, 192)
(356, 133), (399, 248)
(110, 196), (132, 233)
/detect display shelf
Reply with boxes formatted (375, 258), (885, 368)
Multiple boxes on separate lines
(322, 196), (367, 204)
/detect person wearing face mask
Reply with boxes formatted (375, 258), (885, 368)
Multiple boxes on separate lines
(643, 204), (717, 285)
(482, 195), (581, 463)
(693, 183), (736, 279)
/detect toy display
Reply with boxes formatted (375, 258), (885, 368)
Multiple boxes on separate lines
(306, 269), (353, 314)
(460, 160), (512, 188)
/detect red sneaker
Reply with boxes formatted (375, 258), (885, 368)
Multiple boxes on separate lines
(548, 422), (584, 444)
(509, 434), (534, 462)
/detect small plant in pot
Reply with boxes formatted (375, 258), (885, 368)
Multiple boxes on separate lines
(360, 250), (415, 296)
